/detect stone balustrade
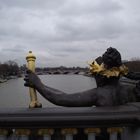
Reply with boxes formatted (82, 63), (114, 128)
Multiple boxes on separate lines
(0, 102), (140, 140)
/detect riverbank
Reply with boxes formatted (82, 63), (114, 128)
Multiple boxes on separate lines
(0, 76), (19, 83)
(0, 79), (7, 83)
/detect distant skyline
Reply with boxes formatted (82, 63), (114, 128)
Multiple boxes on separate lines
(0, 0), (140, 67)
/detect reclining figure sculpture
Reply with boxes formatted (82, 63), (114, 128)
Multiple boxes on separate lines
(24, 47), (140, 107)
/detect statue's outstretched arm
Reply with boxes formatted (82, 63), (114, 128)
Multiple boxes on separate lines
(24, 70), (97, 107)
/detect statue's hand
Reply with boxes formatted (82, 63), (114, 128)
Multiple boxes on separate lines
(24, 69), (42, 89)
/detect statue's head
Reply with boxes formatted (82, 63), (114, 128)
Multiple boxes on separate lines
(89, 47), (128, 87)
(102, 47), (122, 68)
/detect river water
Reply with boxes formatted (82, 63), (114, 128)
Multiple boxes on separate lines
(0, 75), (96, 108)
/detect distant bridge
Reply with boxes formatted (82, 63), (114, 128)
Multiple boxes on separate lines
(36, 70), (89, 75)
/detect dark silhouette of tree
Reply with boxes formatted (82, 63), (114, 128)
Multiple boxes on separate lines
(124, 59), (140, 72)
(0, 60), (19, 78)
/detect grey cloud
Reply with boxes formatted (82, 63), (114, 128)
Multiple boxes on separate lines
(0, 0), (139, 67)
(94, 0), (122, 14)
(0, 0), (125, 47)
(55, 16), (126, 42)
(60, 47), (84, 53)
(0, 0), (124, 43)
(0, 0), (65, 10)
(50, 45), (85, 53)
(2, 46), (26, 53)
(58, 0), (122, 16)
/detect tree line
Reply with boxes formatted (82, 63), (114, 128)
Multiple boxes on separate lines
(0, 60), (20, 79)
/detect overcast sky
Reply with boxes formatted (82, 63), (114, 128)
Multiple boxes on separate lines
(0, 0), (140, 67)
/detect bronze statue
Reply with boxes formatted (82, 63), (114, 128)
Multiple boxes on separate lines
(24, 47), (140, 107)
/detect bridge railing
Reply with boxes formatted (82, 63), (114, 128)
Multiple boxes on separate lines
(0, 102), (140, 140)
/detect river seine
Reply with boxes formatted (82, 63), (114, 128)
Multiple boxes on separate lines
(0, 75), (96, 108)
